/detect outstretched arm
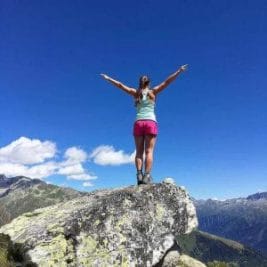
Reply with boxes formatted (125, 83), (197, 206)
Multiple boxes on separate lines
(100, 74), (136, 96)
(152, 64), (188, 95)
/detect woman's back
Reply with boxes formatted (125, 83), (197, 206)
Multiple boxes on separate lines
(136, 89), (156, 122)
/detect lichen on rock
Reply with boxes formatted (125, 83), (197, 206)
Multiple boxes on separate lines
(0, 182), (198, 266)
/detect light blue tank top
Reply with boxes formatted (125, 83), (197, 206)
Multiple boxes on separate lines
(135, 89), (157, 122)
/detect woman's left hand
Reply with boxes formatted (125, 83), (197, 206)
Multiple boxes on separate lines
(180, 64), (188, 72)
(100, 73), (109, 80)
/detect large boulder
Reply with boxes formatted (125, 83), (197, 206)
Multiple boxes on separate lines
(0, 182), (198, 266)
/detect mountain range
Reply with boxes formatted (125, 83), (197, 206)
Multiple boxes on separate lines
(0, 174), (86, 227)
(194, 192), (267, 255)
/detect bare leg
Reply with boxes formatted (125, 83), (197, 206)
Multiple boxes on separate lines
(134, 135), (145, 171)
(144, 134), (157, 174)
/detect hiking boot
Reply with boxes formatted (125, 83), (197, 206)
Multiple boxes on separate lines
(143, 173), (153, 184)
(136, 171), (144, 185)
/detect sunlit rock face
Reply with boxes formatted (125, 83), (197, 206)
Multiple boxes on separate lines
(0, 182), (198, 266)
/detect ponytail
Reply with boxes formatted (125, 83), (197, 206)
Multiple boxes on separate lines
(135, 75), (150, 106)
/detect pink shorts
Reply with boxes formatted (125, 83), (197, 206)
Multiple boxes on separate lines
(133, 120), (158, 136)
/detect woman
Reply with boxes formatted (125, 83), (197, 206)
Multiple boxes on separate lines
(100, 64), (188, 185)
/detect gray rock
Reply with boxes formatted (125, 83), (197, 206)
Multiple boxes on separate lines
(160, 251), (206, 267)
(0, 183), (198, 266)
(162, 178), (176, 185)
(178, 254), (207, 267)
(161, 250), (181, 267)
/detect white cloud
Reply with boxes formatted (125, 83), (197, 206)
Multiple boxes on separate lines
(58, 163), (96, 181)
(67, 173), (96, 181)
(58, 163), (85, 176)
(90, 145), (135, 166)
(63, 147), (87, 163)
(0, 161), (58, 179)
(83, 181), (93, 187)
(163, 177), (176, 185)
(0, 137), (96, 185)
(0, 138), (136, 186)
(0, 136), (56, 164)
(27, 161), (58, 178)
(0, 162), (29, 177)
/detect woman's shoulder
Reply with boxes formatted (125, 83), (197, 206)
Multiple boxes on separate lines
(148, 89), (156, 100)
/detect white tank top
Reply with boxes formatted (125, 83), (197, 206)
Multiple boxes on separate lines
(135, 89), (157, 122)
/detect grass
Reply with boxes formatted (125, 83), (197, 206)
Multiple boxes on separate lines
(0, 234), (14, 267)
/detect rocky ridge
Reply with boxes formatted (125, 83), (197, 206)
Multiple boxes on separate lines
(0, 174), (86, 227)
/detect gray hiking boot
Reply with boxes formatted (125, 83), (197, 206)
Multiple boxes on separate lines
(143, 173), (153, 184)
(136, 171), (144, 185)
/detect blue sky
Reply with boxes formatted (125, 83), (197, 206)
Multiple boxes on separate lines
(1, 0), (266, 199)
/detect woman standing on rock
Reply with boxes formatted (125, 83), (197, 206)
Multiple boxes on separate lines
(101, 64), (188, 185)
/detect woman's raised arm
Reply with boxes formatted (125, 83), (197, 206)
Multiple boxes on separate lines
(100, 74), (136, 96)
(152, 64), (188, 95)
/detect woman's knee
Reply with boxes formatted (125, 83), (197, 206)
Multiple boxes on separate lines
(145, 148), (153, 156)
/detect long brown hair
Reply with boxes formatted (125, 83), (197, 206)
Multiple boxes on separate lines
(135, 75), (150, 106)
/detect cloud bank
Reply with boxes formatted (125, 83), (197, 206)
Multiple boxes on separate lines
(0, 137), (96, 182)
(0, 136), (56, 165)
(0, 137), (136, 186)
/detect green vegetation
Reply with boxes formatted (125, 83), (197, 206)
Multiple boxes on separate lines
(177, 230), (267, 267)
(207, 261), (238, 267)
(0, 234), (14, 267)
(195, 195), (267, 255)
(0, 179), (84, 227)
(0, 203), (11, 226)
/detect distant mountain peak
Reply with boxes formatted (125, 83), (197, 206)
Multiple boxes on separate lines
(247, 192), (267, 200)
(0, 174), (86, 228)
(0, 174), (7, 180)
